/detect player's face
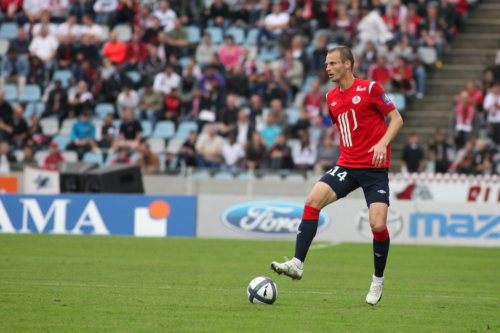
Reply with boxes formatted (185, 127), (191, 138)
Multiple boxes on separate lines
(325, 52), (349, 83)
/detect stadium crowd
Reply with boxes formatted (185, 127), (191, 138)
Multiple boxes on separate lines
(0, 0), (494, 177)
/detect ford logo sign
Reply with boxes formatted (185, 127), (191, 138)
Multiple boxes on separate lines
(220, 200), (331, 238)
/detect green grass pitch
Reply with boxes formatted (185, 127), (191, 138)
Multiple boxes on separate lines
(1, 234), (499, 333)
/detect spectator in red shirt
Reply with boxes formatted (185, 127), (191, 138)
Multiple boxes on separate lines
(382, 6), (399, 33)
(163, 88), (181, 123)
(303, 80), (323, 118)
(368, 56), (391, 88)
(102, 31), (127, 64)
(405, 4), (421, 37)
(1, 0), (23, 21)
(125, 31), (148, 70)
(43, 141), (65, 171)
(465, 79), (483, 111)
(111, 147), (131, 164)
(391, 56), (413, 94)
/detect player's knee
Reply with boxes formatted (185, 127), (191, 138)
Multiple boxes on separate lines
(305, 193), (322, 209)
(370, 218), (387, 232)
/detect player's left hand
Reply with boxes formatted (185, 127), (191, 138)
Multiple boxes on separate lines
(368, 142), (388, 167)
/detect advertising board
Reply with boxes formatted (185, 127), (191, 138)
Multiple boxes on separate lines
(0, 194), (196, 237)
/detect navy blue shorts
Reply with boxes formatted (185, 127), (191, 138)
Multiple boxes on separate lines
(319, 165), (390, 207)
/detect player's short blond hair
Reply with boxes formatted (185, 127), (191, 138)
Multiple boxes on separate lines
(328, 46), (354, 72)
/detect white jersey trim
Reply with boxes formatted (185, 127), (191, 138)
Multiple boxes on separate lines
(369, 81), (376, 94)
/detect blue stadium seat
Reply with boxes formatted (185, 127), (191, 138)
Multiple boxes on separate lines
(52, 135), (71, 151)
(24, 102), (45, 119)
(257, 45), (279, 62)
(2, 84), (17, 101)
(0, 23), (18, 40)
(82, 151), (104, 166)
(152, 121), (175, 139)
(204, 27), (223, 44)
(244, 28), (263, 45)
(140, 120), (152, 138)
(52, 70), (73, 88)
(126, 71), (142, 83)
(18, 84), (42, 103)
(179, 57), (191, 68)
(301, 75), (320, 93)
(130, 152), (141, 163)
(285, 107), (301, 125)
(104, 153), (117, 166)
(174, 121), (198, 139)
(389, 93), (406, 111)
(95, 103), (115, 119)
(112, 119), (122, 129)
(306, 45), (317, 60)
(192, 170), (210, 179)
(0, 39), (10, 56)
(225, 27), (245, 45)
(214, 171), (234, 179)
(185, 26), (201, 44)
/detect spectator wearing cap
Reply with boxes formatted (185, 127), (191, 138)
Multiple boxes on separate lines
(136, 141), (160, 174)
(0, 141), (16, 174)
(195, 33), (220, 66)
(207, 0), (230, 33)
(102, 31), (127, 64)
(418, 2), (446, 67)
(125, 31), (148, 70)
(67, 110), (98, 158)
(154, 0), (177, 32)
(153, 65), (181, 96)
(93, 0), (118, 24)
(116, 85), (139, 119)
(483, 82), (500, 145)
(165, 18), (189, 58)
(43, 141), (65, 171)
(180, 0), (205, 28)
(139, 81), (164, 123)
(43, 80), (68, 120)
(0, 48), (30, 96)
(257, 2), (290, 49)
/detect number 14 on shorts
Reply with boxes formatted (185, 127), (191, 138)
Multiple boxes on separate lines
(328, 166), (347, 181)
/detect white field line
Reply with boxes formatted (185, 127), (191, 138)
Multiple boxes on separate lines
(1, 281), (498, 300)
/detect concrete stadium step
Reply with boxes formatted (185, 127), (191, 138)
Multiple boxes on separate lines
(451, 34), (500, 49)
(442, 49), (497, 65)
(425, 79), (464, 95)
(410, 99), (453, 112)
(468, 3), (500, 18)
(479, 0), (500, 4)
(401, 112), (451, 127)
(461, 19), (500, 33)
(428, 64), (484, 80)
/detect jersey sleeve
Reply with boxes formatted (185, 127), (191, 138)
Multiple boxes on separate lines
(369, 82), (397, 116)
(326, 91), (336, 124)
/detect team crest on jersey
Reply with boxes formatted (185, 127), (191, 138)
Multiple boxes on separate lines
(352, 96), (361, 104)
(382, 93), (393, 105)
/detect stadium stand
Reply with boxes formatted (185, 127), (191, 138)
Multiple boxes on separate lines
(0, 0), (498, 178)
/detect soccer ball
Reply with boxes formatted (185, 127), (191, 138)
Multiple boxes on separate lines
(247, 276), (278, 305)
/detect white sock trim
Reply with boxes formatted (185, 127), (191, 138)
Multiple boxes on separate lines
(292, 257), (304, 270)
(372, 274), (384, 283)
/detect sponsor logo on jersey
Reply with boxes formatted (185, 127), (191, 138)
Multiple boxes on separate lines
(331, 102), (337, 107)
(352, 96), (361, 104)
(356, 86), (366, 91)
(377, 190), (387, 194)
(220, 200), (331, 238)
(382, 93), (393, 105)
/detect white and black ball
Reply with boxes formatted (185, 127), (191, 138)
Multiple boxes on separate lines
(247, 277), (278, 305)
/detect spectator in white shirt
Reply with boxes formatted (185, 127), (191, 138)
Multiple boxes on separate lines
(93, 0), (119, 24)
(195, 33), (220, 66)
(293, 134), (317, 170)
(154, 0), (177, 32)
(48, 0), (69, 23)
(116, 85), (140, 119)
(29, 26), (59, 71)
(57, 14), (81, 42)
(68, 80), (94, 118)
(80, 14), (103, 44)
(483, 82), (500, 145)
(31, 10), (58, 37)
(22, 0), (49, 25)
(222, 133), (245, 170)
(257, 3), (290, 48)
(153, 65), (181, 95)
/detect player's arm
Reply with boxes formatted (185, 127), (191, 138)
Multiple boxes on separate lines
(368, 109), (403, 167)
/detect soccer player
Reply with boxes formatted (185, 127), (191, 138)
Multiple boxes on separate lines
(271, 46), (404, 305)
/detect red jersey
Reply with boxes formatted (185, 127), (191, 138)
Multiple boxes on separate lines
(326, 79), (396, 168)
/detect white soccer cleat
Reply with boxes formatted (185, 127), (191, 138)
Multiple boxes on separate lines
(366, 281), (384, 305)
(270, 257), (303, 281)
